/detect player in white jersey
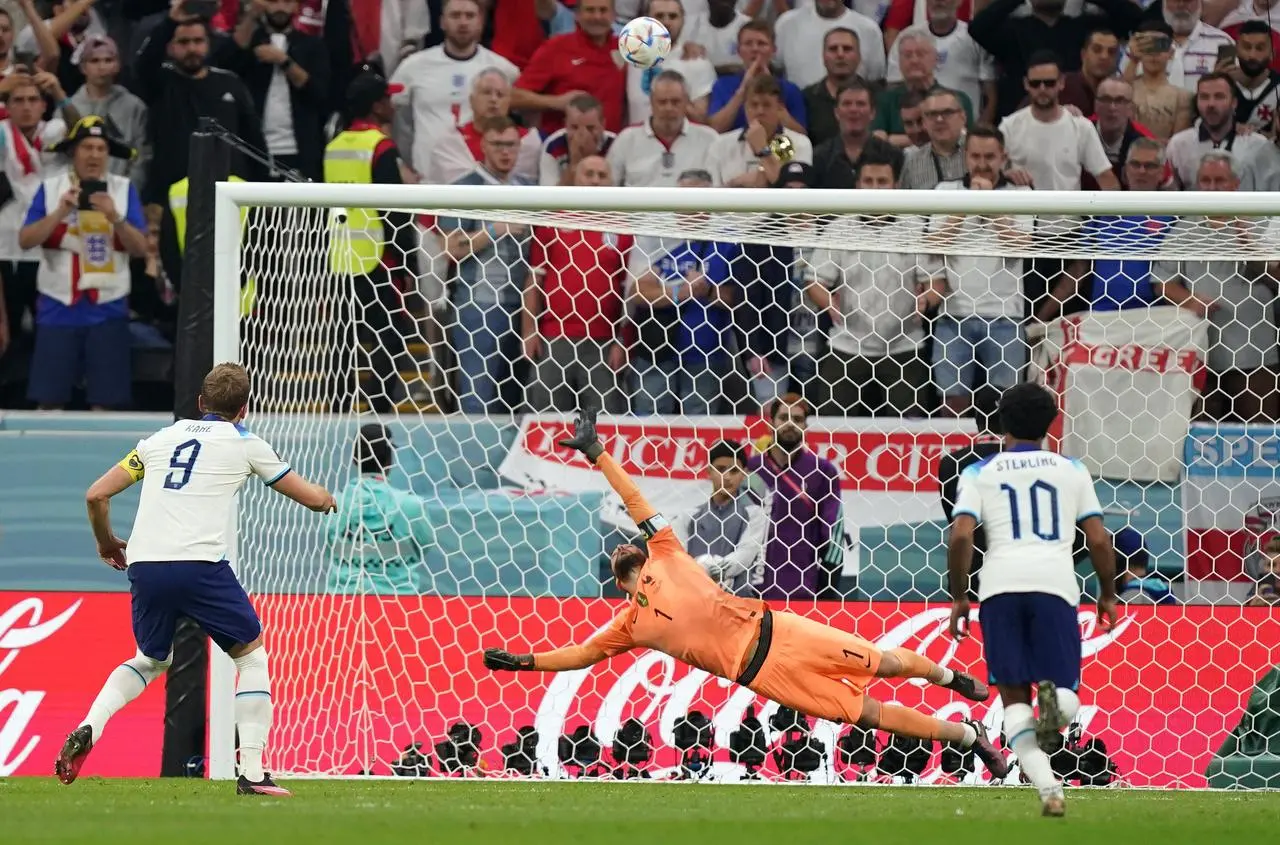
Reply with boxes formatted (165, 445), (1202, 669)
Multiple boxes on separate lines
(56, 363), (335, 796)
(947, 383), (1117, 818)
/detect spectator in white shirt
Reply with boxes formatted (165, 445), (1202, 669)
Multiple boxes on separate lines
(887, 0), (997, 125)
(390, 0), (519, 176)
(1120, 0), (1234, 92)
(775, 0), (885, 88)
(684, 0), (751, 74)
(923, 125), (1034, 418)
(1166, 71), (1279, 187)
(608, 70), (718, 186)
(427, 68), (541, 185)
(707, 74), (814, 187)
(999, 51), (1119, 190)
(628, 0), (717, 125)
(539, 94), (618, 185)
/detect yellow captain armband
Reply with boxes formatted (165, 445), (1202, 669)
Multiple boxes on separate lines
(118, 449), (145, 482)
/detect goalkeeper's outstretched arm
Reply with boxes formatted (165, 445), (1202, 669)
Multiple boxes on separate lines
(557, 407), (661, 530)
(483, 644), (611, 673)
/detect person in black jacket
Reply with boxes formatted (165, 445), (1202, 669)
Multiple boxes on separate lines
(938, 386), (1004, 600)
(133, 3), (267, 212)
(225, 0), (330, 182)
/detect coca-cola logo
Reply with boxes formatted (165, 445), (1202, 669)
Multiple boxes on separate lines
(533, 606), (1131, 778)
(0, 597), (81, 776)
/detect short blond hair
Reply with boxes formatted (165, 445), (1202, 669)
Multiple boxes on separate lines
(201, 363), (250, 418)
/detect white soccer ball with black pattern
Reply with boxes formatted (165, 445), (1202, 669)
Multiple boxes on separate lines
(618, 17), (672, 69)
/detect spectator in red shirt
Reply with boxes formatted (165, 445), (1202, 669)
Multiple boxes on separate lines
(523, 155), (632, 413)
(512, 0), (626, 136)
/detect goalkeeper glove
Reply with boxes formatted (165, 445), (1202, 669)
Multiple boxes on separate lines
(483, 647), (535, 671)
(557, 406), (605, 463)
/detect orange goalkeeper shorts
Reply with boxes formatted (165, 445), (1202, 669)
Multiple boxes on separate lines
(746, 610), (882, 724)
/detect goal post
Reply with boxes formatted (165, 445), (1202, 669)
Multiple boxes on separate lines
(208, 181), (1280, 786)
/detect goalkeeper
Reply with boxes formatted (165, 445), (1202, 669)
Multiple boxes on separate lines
(483, 408), (1009, 775)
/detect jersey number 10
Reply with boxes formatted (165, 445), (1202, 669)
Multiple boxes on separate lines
(164, 439), (203, 490)
(999, 481), (1061, 542)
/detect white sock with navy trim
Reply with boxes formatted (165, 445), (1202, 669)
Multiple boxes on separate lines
(80, 652), (169, 741)
(1005, 703), (1062, 799)
(233, 648), (272, 782)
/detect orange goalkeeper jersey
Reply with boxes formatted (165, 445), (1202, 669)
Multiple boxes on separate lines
(585, 525), (768, 681)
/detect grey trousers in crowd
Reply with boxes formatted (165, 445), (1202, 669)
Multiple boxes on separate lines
(527, 337), (623, 414)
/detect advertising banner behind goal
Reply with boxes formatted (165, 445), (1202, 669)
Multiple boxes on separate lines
(254, 596), (1280, 788)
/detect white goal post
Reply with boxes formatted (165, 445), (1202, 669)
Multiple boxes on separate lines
(207, 181), (1280, 786)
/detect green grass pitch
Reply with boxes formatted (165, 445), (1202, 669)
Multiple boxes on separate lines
(3, 778), (1278, 845)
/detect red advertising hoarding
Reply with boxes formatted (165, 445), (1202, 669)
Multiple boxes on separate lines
(4, 592), (1278, 788)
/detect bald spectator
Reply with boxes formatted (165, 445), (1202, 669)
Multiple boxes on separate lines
(1153, 150), (1280, 423)
(875, 31), (975, 147)
(812, 80), (904, 189)
(627, 0), (715, 125)
(608, 70), (718, 187)
(1086, 78), (1165, 190)
(391, 0), (518, 178)
(775, 0), (885, 88)
(887, 1), (996, 125)
(707, 74), (814, 188)
(524, 155), (631, 413)
(999, 52), (1118, 190)
(707, 21), (807, 134)
(539, 94), (617, 186)
(900, 88), (968, 189)
(428, 69), (540, 186)
(970, 0), (1142, 118)
(1166, 72), (1278, 188)
(1125, 20), (1195, 143)
(802, 28), (867, 148)
(1120, 0), (1233, 93)
(513, 0), (626, 136)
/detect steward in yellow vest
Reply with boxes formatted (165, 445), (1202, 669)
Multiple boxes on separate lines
(168, 175), (256, 317)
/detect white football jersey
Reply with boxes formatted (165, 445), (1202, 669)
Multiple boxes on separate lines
(121, 418), (290, 565)
(953, 447), (1103, 606)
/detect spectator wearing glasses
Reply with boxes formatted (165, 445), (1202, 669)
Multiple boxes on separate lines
(875, 31), (975, 149)
(811, 80), (903, 190)
(1152, 150), (1280, 423)
(775, 0), (885, 89)
(802, 27), (867, 148)
(900, 87), (968, 189)
(626, 0), (715, 126)
(1124, 20), (1194, 144)
(608, 70), (718, 188)
(999, 52), (1118, 190)
(1032, 27), (1121, 118)
(1166, 72), (1278, 189)
(1085, 78), (1166, 190)
(886, 0), (995, 126)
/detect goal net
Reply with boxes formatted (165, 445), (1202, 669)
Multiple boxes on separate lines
(214, 183), (1280, 788)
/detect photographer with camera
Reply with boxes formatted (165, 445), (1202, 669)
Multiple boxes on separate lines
(18, 116), (146, 409)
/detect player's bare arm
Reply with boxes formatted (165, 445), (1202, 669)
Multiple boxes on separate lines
(270, 470), (337, 513)
(946, 513), (977, 639)
(84, 450), (147, 571)
(1081, 515), (1119, 631)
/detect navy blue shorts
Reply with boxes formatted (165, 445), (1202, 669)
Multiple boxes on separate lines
(28, 319), (132, 407)
(979, 592), (1081, 690)
(128, 562), (262, 660)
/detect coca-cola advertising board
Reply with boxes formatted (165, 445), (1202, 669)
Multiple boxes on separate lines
(497, 415), (978, 577)
(258, 596), (1280, 788)
(0, 593), (165, 777)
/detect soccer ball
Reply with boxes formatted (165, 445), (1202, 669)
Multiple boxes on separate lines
(618, 17), (672, 70)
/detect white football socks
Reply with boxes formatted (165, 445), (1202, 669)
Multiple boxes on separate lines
(234, 648), (273, 782)
(80, 652), (169, 741)
(1005, 703), (1063, 800)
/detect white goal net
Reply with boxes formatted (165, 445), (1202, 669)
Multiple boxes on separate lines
(214, 183), (1280, 788)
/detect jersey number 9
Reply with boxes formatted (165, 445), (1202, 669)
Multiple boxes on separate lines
(163, 439), (203, 490)
(999, 480), (1061, 542)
